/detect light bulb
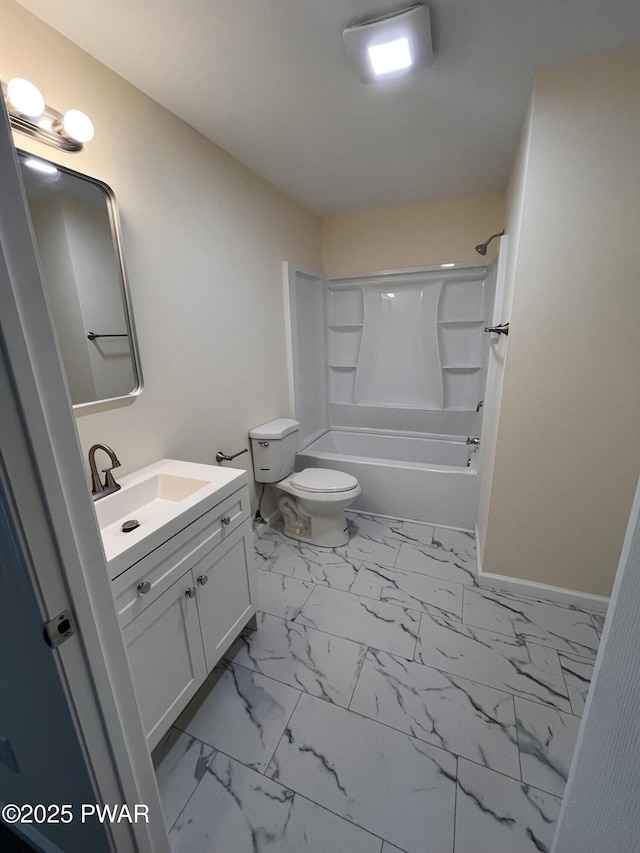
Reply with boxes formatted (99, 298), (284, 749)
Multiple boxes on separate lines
(368, 38), (412, 76)
(7, 78), (45, 117)
(62, 109), (94, 143)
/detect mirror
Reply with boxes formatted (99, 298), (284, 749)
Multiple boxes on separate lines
(17, 150), (143, 408)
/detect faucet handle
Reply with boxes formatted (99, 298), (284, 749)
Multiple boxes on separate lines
(102, 467), (121, 492)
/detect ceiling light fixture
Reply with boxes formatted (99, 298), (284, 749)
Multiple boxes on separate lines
(368, 37), (412, 76)
(343, 4), (433, 84)
(2, 77), (94, 152)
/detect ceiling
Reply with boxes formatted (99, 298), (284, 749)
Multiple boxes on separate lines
(16, 0), (640, 215)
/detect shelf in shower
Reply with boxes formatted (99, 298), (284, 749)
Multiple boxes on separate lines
(328, 364), (358, 369)
(327, 323), (363, 329)
(441, 364), (483, 371)
(438, 318), (486, 325)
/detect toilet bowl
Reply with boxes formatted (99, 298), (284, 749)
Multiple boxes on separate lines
(275, 468), (361, 547)
(249, 419), (361, 548)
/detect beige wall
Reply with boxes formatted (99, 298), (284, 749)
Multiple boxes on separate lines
(321, 191), (505, 275)
(0, 0), (321, 508)
(483, 46), (640, 597)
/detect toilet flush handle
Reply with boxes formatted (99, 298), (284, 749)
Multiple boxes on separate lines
(258, 441), (269, 447)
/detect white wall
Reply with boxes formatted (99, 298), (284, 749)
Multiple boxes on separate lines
(0, 0), (321, 510)
(482, 46), (640, 597)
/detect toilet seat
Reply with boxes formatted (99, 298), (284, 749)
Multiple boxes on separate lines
(290, 468), (358, 494)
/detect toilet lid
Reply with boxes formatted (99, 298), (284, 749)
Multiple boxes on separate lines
(291, 468), (358, 493)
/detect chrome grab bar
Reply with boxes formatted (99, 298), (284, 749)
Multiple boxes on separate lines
(484, 323), (509, 336)
(215, 448), (249, 464)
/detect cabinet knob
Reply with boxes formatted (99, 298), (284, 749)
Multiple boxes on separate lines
(197, 574), (209, 585)
(137, 581), (151, 595)
(185, 587), (196, 599)
(221, 515), (231, 526)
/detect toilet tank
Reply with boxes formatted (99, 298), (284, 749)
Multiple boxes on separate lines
(249, 419), (300, 483)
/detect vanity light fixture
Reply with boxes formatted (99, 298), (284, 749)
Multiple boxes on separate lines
(2, 77), (94, 152)
(343, 4), (433, 84)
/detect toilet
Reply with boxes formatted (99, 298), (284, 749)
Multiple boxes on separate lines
(249, 419), (361, 547)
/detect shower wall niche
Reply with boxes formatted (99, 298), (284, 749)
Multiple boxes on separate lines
(326, 266), (495, 436)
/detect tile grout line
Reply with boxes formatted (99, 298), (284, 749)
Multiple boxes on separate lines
(241, 607), (576, 717)
(346, 559), (365, 592)
(452, 753), (458, 853)
(294, 582), (318, 618)
(412, 610), (423, 663)
(163, 737), (219, 835)
(220, 655), (351, 708)
(225, 647), (539, 786)
(262, 689), (304, 778)
(346, 644), (370, 710)
(346, 573), (464, 623)
(209, 746), (401, 851)
(264, 539), (478, 592)
(456, 752), (563, 802)
(557, 654), (578, 718)
(512, 694), (524, 783)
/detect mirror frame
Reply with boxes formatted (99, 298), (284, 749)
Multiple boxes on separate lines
(17, 149), (143, 409)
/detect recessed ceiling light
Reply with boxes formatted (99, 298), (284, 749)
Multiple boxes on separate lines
(368, 38), (412, 76)
(343, 5), (433, 84)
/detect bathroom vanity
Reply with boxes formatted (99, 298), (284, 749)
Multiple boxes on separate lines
(96, 459), (257, 749)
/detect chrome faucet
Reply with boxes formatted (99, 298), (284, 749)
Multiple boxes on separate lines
(466, 437), (480, 446)
(88, 444), (122, 501)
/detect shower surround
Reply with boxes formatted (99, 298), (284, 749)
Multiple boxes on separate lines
(285, 263), (496, 527)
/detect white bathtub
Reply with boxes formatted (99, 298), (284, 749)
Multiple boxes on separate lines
(296, 429), (480, 529)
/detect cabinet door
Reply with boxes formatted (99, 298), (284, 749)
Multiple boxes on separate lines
(194, 521), (257, 671)
(123, 571), (207, 750)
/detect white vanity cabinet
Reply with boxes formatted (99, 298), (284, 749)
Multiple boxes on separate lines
(122, 568), (207, 746)
(110, 476), (257, 750)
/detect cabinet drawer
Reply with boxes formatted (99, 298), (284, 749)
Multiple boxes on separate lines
(113, 485), (249, 627)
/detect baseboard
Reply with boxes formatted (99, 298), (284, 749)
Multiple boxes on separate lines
(475, 526), (609, 613)
(350, 508), (473, 534)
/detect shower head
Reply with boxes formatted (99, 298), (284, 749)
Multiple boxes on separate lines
(475, 230), (505, 255)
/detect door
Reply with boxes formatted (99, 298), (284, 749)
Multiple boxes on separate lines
(0, 474), (109, 853)
(123, 572), (207, 750)
(0, 94), (169, 851)
(195, 523), (257, 670)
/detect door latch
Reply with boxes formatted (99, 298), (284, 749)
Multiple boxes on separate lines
(43, 609), (76, 648)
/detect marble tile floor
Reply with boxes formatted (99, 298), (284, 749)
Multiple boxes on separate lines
(154, 511), (603, 853)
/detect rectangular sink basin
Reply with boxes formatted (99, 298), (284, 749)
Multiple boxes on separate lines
(95, 459), (247, 579)
(95, 473), (210, 530)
